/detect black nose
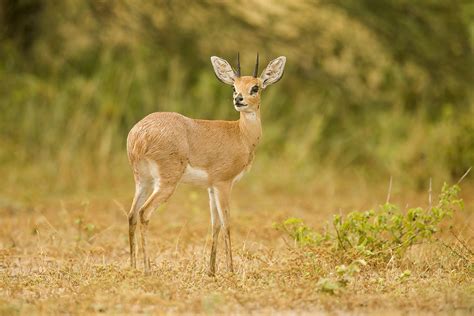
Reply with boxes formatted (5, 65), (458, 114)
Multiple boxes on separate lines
(234, 94), (243, 103)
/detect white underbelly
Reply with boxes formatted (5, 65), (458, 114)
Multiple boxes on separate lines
(232, 169), (246, 184)
(181, 164), (209, 185)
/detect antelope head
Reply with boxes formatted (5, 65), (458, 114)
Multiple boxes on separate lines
(211, 54), (286, 112)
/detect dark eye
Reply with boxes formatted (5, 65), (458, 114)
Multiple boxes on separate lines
(251, 85), (259, 94)
(232, 86), (236, 93)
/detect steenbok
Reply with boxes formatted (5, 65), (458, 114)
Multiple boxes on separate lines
(127, 54), (286, 275)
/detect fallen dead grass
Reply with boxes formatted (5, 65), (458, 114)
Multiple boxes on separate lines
(0, 177), (473, 315)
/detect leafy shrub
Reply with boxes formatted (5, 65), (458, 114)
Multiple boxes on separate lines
(334, 184), (462, 258)
(275, 183), (465, 294)
(275, 184), (463, 260)
(272, 217), (327, 246)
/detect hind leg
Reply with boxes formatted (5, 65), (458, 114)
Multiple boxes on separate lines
(138, 159), (185, 273)
(128, 180), (151, 268)
(138, 186), (176, 273)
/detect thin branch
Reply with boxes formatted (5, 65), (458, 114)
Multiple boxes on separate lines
(457, 167), (471, 184)
(174, 219), (189, 254)
(428, 177), (432, 210)
(440, 241), (471, 263)
(280, 235), (292, 249)
(450, 228), (474, 256)
(386, 176), (393, 204)
(113, 199), (128, 218)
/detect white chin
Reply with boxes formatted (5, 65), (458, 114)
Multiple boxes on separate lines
(234, 105), (249, 112)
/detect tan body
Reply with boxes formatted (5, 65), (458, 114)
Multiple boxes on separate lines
(128, 111), (261, 187)
(127, 55), (286, 275)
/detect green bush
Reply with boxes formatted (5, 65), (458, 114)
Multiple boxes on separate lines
(275, 183), (467, 294)
(274, 184), (464, 260)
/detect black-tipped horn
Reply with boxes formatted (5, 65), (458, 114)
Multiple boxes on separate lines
(253, 53), (259, 77)
(236, 52), (241, 77)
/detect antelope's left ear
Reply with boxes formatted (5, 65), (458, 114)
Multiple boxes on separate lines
(260, 56), (286, 89)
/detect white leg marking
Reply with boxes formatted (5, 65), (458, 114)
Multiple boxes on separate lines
(214, 187), (226, 225)
(131, 181), (149, 213)
(147, 159), (161, 192)
(208, 188), (217, 226)
(133, 181), (143, 203)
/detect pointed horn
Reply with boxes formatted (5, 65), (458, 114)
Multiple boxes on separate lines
(236, 52), (241, 77)
(253, 52), (259, 77)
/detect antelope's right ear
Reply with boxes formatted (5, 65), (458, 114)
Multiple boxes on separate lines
(210, 56), (236, 85)
(260, 56), (286, 89)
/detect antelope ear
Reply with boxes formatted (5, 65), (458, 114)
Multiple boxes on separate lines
(260, 56), (286, 89)
(210, 56), (236, 85)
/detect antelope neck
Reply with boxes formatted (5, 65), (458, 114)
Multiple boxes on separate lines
(238, 109), (262, 150)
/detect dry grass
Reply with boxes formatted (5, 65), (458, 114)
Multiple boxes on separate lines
(0, 173), (473, 315)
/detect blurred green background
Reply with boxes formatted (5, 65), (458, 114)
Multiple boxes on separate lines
(0, 0), (473, 196)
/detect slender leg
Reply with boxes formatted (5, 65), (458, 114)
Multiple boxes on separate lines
(138, 189), (160, 274)
(139, 215), (151, 273)
(134, 159), (186, 274)
(139, 200), (152, 274)
(139, 185), (176, 274)
(128, 182), (150, 268)
(208, 187), (221, 276)
(214, 182), (234, 273)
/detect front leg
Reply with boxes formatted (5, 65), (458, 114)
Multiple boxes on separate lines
(213, 182), (234, 273)
(208, 187), (221, 276)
